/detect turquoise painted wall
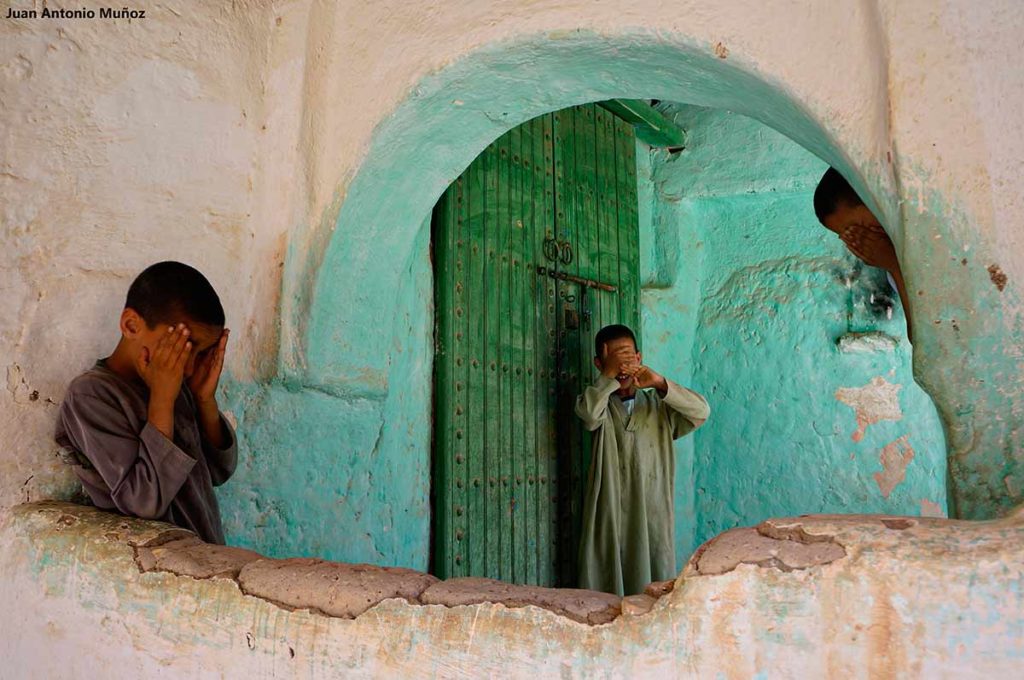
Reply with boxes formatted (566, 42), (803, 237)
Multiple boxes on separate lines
(639, 105), (948, 560)
(214, 220), (434, 569)
(215, 101), (946, 573)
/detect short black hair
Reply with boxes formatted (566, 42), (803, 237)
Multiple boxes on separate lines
(595, 324), (637, 357)
(813, 167), (864, 223)
(125, 261), (225, 328)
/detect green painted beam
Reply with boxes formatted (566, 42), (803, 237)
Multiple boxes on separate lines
(598, 99), (685, 148)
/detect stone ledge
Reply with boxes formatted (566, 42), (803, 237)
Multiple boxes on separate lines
(692, 521), (847, 576)
(237, 558), (440, 618)
(419, 577), (622, 625)
(135, 536), (263, 580)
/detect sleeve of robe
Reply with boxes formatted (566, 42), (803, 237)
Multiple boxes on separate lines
(575, 375), (622, 430)
(201, 413), (238, 487)
(58, 389), (197, 520)
(659, 379), (711, 439)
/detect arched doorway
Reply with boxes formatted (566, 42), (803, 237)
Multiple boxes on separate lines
(252, 29), (1013, 570)
(430, 103), (649, 585)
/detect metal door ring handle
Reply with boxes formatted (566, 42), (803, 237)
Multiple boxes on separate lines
(559, 241), (573, 264)
(543, 238), (559, 262)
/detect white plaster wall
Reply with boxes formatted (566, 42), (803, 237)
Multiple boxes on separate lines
(1, 2), (299, 506)
(1, 0), (1022, 558)
(3, 0), (1024, 675)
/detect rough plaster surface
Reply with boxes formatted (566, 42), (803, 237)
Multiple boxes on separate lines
(128, 507), (629, 626)
(420, 577), (622, 625)
(692, 524), (847, 576)
(135, 536), (262, 580)
(620, 594), (657, 617)
(643, 579), (675, 598)
(237, 557), (439, 619)
(3, 502), (1022, 678)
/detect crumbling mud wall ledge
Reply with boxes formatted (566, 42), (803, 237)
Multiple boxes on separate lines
(2, 502), (1022, 678)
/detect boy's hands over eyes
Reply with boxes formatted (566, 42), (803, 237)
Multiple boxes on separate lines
(839, 224), (899, 273)
(600, 345), (636, 380)
(621, 363), (668, 393)
(187, 329), (229, 406)
(137, 324), (191, 439)
(137, 324), (191, 404)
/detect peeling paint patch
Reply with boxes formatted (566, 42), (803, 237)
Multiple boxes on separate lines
(835, 377), (904, 442)
(920, 499), (944, 517)
(873, 436), (915, 499)
(987, 264), (1008, 291)
(693, 523), (846, 576)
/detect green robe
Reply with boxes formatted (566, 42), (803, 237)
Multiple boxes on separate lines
(575, 375), (710, 596)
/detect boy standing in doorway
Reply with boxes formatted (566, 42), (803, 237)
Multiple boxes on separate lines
(575, 324), (710, 596)
(55, 261), (237, 544)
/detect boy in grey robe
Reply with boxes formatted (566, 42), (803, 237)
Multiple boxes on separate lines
(576, 324), (710, 596)
(55, 261), (237, 544)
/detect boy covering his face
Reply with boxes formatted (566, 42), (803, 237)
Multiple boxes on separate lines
(575, 324), (710, 596)
(55, 261), (237, 544)
(814, 167), (913, 341)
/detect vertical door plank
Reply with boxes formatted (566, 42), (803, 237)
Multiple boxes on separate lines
(495, 131), (511, 582)
(519, 117), (539, 585)
(451, 173), (469, 577)
(540, 113), (558, 585)
(508, 123), (525, 583)
(466, 137), (488, 578)
(615, 117), (641, 335)
(482, 139), (501, 579)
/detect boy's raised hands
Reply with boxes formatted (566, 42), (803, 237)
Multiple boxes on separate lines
(621, 362), (669, 392)
(839, 223), (899, 273)
(187, 329), (229, 405)
(136, 323), (192, 439)
(136, 324), (191, 405)
(600, 343), (636, 379)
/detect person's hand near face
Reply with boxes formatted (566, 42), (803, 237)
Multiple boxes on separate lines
(598, 340), (634, 387)
(620, 362), (668, 394)
(600, 343), (637, 387)
(186, 329), (229, 406)
(839, 223), (899, 273)
(135, 324), (192, 439)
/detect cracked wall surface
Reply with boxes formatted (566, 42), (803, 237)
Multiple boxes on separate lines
(2, 502), (1022, 678)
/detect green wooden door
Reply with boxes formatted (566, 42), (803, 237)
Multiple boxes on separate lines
(432, 103), (640, 587)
